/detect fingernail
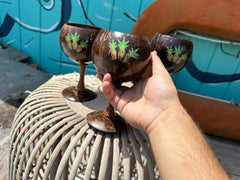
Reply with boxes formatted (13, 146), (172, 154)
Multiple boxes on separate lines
(152, 51), (157, 56)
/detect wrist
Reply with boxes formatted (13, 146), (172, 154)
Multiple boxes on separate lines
(146, 101), (186, 136)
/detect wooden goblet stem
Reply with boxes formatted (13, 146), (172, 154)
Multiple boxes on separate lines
(61, 62), (97, 102)
(86, 81), (125, 132)
(103, 103), (115, 118)
(77, 63), (87, 92)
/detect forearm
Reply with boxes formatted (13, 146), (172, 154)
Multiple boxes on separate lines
(147, 102), (229, 180)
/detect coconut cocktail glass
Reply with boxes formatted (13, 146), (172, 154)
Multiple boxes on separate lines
(86, 30), (151, 133)
(150, 33), (193, 75)
(59, 23), (102, 102)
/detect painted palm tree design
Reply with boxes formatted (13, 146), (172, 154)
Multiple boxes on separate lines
(65, 34), (72, 49)
(108, 39), (139, 63)
(77, 40), (88, 52)
(167, 46), (188, 64)
(173, 47), (182, 63)
(65, 32), (89, 52)
(122, 48), (139, 63)
(176, 53), (188, 64)
(71, 32), (80, 50)
(167, 47), (174, 62)
(109, 40), (117, 59)
(118, 38), (129, 60)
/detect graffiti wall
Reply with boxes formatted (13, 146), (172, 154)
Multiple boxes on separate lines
(171, 32), (240, 103)
(1, 0), (240, 103)
(0, 0), (154, 74)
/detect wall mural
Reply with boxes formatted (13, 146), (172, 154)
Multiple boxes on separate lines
(0, 0), (136, 37)
(0, 0), (70, 36)
(0, 0), (239, 102)
(0, 14), (15, 37)
(0, 0), (145, 76)
(186, 58), (240, 83)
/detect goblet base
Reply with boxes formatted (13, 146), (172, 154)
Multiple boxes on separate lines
(86, 111), (126, 133)
(62, 86), (97, 102)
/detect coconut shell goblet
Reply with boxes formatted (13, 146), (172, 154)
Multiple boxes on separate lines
(59, 23), (102, 102)
(151, 33), (193, 74)
(86, 30), (151, 132)
(143, 33), (193, 77)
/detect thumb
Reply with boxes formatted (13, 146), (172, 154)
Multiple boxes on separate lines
(151, 51), (168, 75)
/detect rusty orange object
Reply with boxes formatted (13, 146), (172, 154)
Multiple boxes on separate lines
(132, 0), (240, 42)
(20, 125), (28, 133)
(178, 92), (240, 141)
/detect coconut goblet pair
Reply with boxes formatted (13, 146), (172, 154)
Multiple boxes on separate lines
(86, 31), (193, 132)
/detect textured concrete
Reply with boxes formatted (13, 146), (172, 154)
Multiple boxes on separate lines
(0, 46), (51, 179)
(0, 42), (30, 62)
(0, 56), (51, 102)
(0, 128), (11, 180)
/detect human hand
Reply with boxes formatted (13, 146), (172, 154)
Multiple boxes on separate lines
(100, 51), (182, 133)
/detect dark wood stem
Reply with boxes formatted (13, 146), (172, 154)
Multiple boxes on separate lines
(103, 103), (115, 118)
(102, 81), (122, 118)
(77, 63), (87, 92)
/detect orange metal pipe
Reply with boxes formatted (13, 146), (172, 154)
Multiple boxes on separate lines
(178, 92), (240, 141)
(132, 0), (240, 42)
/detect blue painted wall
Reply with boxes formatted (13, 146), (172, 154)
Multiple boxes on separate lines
(0, 0), (154, 75)
(1, 0), (240, 103)
(171, 33), (240, 103)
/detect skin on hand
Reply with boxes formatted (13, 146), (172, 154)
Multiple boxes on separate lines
(100, 51), (181, 133)
(99, 51), (230, 179)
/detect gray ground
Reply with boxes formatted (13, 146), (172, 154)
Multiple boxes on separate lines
(0, 44), (51, 179)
